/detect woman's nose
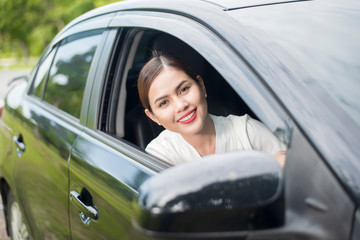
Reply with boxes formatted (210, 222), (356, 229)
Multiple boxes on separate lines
(175, 97), (189, 112)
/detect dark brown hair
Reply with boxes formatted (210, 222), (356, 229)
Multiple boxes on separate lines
(137, 51), (198, 111)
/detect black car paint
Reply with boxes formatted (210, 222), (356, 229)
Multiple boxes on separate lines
(2, 84), (77, 238)
(0, 0), (359, 239)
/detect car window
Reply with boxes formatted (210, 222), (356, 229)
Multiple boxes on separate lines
(125, 30), (257, 146)
(43, 32), (102, 118)
(100, 29), (287, 166)
(31, 49), (57, 98)
(230, 5), (360, 127)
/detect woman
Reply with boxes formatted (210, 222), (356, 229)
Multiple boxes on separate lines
(137, 52), (286, 166)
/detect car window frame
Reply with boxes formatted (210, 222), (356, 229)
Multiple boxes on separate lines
(85, 10), (293, 170)
(112, 11), (291, 139)
(41, 30), (104, 119)
(26, 30), (108, 126)
(28, 45), (58, 98)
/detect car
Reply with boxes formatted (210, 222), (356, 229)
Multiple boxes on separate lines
(1, 0), (360, 239)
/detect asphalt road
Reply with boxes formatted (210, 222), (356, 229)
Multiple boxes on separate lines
(0, 69), (31, 240)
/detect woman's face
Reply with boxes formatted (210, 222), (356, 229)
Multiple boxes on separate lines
(145, 67), (209, 136)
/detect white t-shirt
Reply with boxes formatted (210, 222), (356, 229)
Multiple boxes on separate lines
(146, 114), (285, 165)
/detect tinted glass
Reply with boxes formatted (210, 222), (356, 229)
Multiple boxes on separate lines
(229, 1), (360, 126)
(44, 33), (102, 118)
(32, 49), (56, 98)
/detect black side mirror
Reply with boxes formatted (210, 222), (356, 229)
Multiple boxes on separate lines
(134, 151), (284, 236)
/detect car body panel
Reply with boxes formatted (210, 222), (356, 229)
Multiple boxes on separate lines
(278, 127), (354, 239)
(0, 0), (358, 239)
(0, 81), (28, 189)
(353, 209), (360, 240)
(69, 130), (156, 239)
(202, 0), (308, 10)
(7, 95), (80, 239)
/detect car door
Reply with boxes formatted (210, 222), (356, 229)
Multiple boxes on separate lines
(68, 129), (165, 239)
(10, 30), (104, 239)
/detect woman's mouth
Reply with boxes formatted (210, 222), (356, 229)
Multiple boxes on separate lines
(178, 109), (197, 124)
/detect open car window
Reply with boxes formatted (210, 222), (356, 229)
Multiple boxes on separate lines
(122, 30), (259, 149)
(99, 28), (288, 166)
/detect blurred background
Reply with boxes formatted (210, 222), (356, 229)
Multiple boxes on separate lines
(0, 0), (120, 70)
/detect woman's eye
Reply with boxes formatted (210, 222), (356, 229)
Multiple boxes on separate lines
(179, 86), (190, 94)
(159, 100), (168, 107)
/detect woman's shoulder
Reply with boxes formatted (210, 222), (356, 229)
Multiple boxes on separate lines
(145, 129), (198, 165)
(211, 114), (249, 127)
(146, 129), (182, 148)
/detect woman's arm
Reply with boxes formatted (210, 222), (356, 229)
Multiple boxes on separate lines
(246, 116), (287, 167)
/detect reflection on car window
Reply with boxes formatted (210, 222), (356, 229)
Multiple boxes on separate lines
(231, 6), (360, 126)
(43, 33), (102, 118)
(32, 49), (56, 98)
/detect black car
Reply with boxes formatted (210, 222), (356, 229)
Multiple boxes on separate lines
(0, 0), (359, 239)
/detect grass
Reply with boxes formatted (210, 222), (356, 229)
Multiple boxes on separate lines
(0, 57), (38, 71)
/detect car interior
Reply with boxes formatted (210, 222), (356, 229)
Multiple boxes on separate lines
(104, 29), (257, 150)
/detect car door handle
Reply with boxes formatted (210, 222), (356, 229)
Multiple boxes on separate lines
(70, 190), (99, 223)
(13, 134), (26, 157)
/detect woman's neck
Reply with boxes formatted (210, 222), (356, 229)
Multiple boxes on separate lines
(181, 114), (216, 157)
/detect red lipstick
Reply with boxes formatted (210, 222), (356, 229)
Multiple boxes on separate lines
(178, 109), (197, 124)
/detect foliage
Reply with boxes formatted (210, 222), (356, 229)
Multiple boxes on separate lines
(0, 0), (120, 58)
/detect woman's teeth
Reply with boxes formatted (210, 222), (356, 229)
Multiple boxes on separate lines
(179, 110), (195, 122)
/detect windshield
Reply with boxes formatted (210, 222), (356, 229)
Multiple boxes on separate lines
(228, 0), (360, 126)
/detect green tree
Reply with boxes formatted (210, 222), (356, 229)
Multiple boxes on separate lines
(0, 0), (44, 58)
(0, 0), (119, 58)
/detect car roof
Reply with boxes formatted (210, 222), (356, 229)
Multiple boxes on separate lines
(200, 0), (307, 10)
(54, 0), (314, 46)
(58, 0), (309, 35)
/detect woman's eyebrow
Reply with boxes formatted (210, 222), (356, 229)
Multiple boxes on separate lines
(175, 80), (188, 92)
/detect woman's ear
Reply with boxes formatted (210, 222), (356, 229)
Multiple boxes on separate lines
(196, 75), (207, 95)
(145, 109), (160, 125)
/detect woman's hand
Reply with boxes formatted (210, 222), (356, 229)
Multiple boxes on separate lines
(274, 150), (286, 168)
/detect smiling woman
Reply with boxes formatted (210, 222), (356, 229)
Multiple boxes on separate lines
(137, 52), (286, 166)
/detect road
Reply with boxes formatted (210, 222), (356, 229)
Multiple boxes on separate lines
(0, 69), (31, 240)
(0, 69), (30, 100)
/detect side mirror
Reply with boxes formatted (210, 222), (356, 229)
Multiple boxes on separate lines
(134, 151), (284, 236)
